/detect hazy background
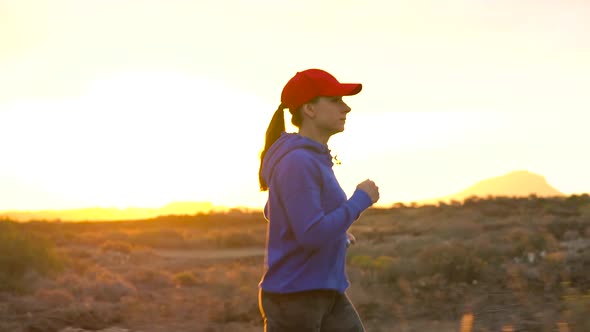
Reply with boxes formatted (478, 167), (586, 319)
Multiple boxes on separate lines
(1, 0), (589, 211)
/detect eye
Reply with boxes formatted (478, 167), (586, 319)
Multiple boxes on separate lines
(331, 97), (343, 103)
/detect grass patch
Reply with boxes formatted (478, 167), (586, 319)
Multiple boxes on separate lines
(0, 221), (63, 292)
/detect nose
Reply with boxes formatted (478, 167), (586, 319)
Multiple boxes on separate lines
(343, 102), (351, 113)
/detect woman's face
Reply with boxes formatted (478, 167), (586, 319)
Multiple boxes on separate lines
(309, 96), (352, 135)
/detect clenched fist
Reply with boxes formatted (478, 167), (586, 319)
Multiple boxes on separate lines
(356, 179), (380, 204)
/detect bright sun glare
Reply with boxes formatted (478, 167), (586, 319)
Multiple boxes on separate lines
(3, 70), (270, 210)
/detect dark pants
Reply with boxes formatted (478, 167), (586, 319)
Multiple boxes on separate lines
(259, 289), (366, 332)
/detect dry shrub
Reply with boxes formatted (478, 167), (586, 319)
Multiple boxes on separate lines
(419, 243), (487, 284)
(66, 248), (93, 260)
(349, 255), (403, 285)
(349, 255), (377, 269)
(35, 288), (75, 307)
(0, 322), (21, 332)
(545, 251), (566, 265)
(103, 230), (131, 242)
(56, 267), (136, 303)
(469, 237), (510, 265)
(547, 217), (587, 241)
(207, 268), (260, 325)
(7, 293), (47, 315)
(65, 259), (94, 277)
(433, 219), (484, 240)
(346, 285), (390, 322)
(563, 230), (580, 241)
(500, 227), (558, 258)
(22, 302), (123, 332)
(129, 229), (186, 249)
(566, 247), (590, 288)
(100, 240), (133, 254)
(207, 229), (265, 248)
(75, 232), (105, 246)
(202, 261), (261, 287)
(539, 252), (565, 290)
(580, 203), (590, 217)
(128, 247), (157, 265)
(222, 261), (262, 292)
(0, 221), (63, 292)
(54, 273), (85, 296)
(504, 228), (534, 256)
(59, 247), (95, 277)
(182, 235), (208, 249)
(88, 269), (137, 302)
(51, 230), (79, 246)
(196, 260), (262, 324)
(212, 322), (262, 332)
(390, 235), (440, 258)
(528, 231), (560, 252)
(413, 274), (452, 314)
(126, 268), (174, 289)
(561, 287), (590, 332)
(173, 271), (200, 287)
(208, 296), (260, 324)
(0, 300), (8, 317)
(480, 202), (513, 218)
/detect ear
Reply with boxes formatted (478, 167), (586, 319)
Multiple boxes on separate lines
(301, 103), (316, 119)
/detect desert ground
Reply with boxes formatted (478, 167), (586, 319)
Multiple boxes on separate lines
(1, 195), (590, 332)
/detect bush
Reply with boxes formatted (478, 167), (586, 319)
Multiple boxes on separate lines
(22, 302), (123, 332)
(208, 229), (265, 248)
(0, 221), (62, 291)
(35, 288), (75, 307)
(419, 242), (487, 284)
(566, 247), (590, 288)
(126, 268), (174, 289)
(129, 229), (186, 249)
(562, 285), (590, 331)
(88, 269), (137, 302)
(349, 255), (375, 269)
(208, 296), (260, 324)
(174, 271), (200, 287)
(100, 240), (133, 254)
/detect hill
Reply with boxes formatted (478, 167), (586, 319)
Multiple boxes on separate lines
(430, 170), (564, 203)
(0, 201), (215, 222)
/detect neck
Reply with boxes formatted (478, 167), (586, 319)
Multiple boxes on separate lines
(297, 126), (331, 146)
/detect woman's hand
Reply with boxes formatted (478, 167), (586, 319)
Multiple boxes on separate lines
(346, 232), (356, 247)
(357, 179), (380, 203)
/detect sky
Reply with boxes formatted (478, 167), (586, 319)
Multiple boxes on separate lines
(1, 0), (589, 211)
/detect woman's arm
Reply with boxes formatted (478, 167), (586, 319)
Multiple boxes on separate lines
(274, 150), (373, 250)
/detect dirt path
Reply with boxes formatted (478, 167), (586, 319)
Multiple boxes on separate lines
(154, 247), (265, 259)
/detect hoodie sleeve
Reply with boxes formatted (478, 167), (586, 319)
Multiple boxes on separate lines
(274, 150), (373, 250)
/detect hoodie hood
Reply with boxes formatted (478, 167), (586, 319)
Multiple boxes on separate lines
(261, 132), (332, 186)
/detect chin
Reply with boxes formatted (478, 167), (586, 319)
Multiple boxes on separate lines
(331, 129), (344, 135)
(327, 126), (345, 136)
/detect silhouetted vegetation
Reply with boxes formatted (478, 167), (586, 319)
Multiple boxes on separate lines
(0, 221), (63, 292)
(1, 194), (589, 331)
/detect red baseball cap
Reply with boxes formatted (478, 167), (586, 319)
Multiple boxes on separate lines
(280, 69), (362, 111)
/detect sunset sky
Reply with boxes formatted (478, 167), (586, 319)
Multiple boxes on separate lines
(1, 0), (589, 212)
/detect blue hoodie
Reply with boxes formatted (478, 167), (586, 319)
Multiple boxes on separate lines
(259, 132), (373, 294)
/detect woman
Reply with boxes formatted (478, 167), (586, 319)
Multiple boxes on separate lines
(258, 68), (380, 331)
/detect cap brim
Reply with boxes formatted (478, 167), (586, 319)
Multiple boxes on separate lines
(325, 83), (362, 97)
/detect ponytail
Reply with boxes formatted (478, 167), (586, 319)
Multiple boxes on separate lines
(259, 104), (286, 191)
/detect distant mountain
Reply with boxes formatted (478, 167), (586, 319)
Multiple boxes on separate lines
(429, 170), (564, 203)
(0, 201), (215, 222)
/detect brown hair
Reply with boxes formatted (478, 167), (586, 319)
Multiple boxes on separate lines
(258, 98), (319, 191)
